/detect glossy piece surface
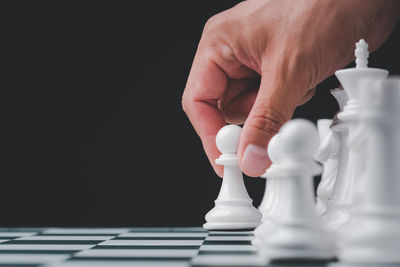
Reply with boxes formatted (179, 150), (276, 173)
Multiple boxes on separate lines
(258, 119), (335, 261)
(204, 125), (262, 230)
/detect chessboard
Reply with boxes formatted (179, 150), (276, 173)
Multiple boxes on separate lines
(0, 227), (336, 266)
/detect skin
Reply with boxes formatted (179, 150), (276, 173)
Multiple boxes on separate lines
(182, 0), (400, 177)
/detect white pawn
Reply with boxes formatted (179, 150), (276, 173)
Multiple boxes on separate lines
(258, 176), (274, 220)
(254, 134), (284, 245)
(258, 134), (281, 220)
(338, 77), (400, 264)
(315, 119), (339, 215)
(203, 125), (262, 230)
(260, 119), (335, 261)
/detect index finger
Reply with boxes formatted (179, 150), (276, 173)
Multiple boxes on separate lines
(182, 47), (228, 177)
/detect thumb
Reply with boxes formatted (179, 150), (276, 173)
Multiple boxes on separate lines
(237, 74), (301, 177)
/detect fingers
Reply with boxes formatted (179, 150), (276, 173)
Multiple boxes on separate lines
(183, 47), (314, 178)
(237, 73), (301, 177)
(182, 50), (228, 177)
(219, 79), (259, 124)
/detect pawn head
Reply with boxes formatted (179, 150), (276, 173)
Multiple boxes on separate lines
(278, 119), (319, 158)
(216, 124), (242, 154)
(268, 133), (283, 163)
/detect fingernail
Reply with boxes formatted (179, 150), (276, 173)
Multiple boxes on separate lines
(242, 144), (269, 176)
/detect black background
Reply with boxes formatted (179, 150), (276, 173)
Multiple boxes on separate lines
(0, 1), (398, 226)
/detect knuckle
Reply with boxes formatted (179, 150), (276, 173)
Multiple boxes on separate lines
(181, 94), (190, 114)
(203, 12), (230, 37)
(204, 14), (221, 33)
(247, 106), (287, 136)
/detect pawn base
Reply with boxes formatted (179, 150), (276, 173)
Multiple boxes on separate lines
(203, 221), (259, 231)
(263, 247), (336, 262)
(253, 218), (275, 239)
(203, 200), (262, 231)
(260, 222), (335, 261)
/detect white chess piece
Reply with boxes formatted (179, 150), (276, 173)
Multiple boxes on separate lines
(338, 77), (400, 264)
(253, 134), (283, 245)
(322, 89), (350, 225)
(258, 177), (275, 219)
(314, 88), (348, 216)
(330, 88), (349, 112)
(260, 119), (335, 261)
(203, 125), (262, 230)
(258, 134), (280, 220)
(315, 119), (339, 215)
(323, 39), (389, 230)
(258, 177), (271, 220)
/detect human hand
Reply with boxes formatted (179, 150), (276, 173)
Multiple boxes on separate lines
(182, 0), (400, 177)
